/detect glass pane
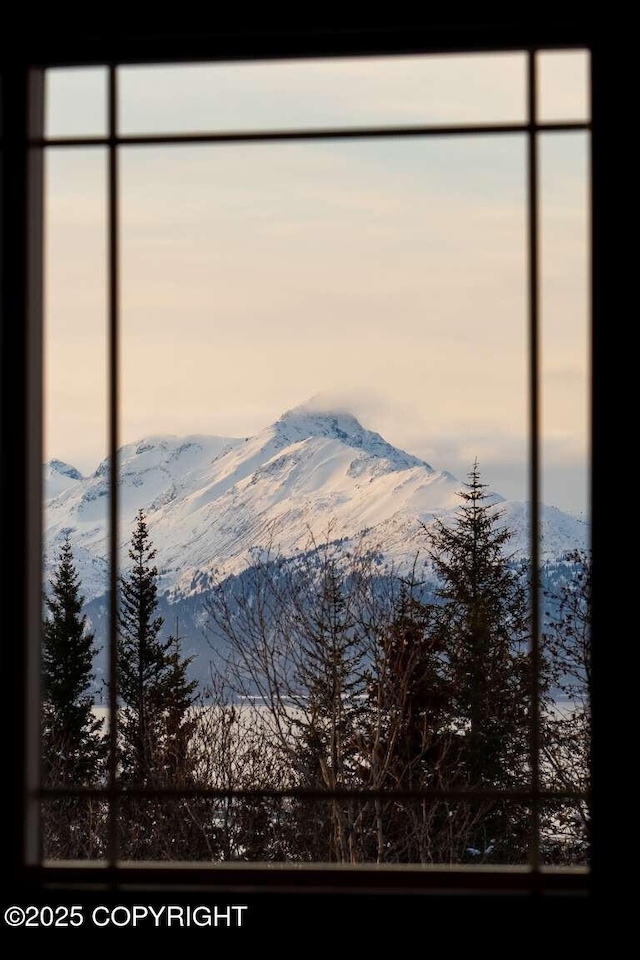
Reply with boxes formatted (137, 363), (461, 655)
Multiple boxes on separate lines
(118, 797), (531, 864)
(120, 137), (527, 454)
(46, 67), (108, 138)
(113, 134), (550, 819)
(537, 51), (590, 123)
(119, 53), (526, 135)
(541, 798), (589, 866)
(41, 797), (108, 860)
(540, 133), (590, 521)
(43, 147), (108, 800)
(540, 132), (590, 869)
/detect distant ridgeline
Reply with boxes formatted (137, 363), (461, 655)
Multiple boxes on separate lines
(78, 548), (585, 697)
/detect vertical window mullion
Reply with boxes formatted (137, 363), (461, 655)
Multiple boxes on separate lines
(27, 67), (46, 868)
(527, 49), (541, 874)
(588, 50), (595, 881)
(107, 64), (120, 869)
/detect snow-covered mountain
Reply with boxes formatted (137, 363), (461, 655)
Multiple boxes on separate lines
(44, 459), (84, 500)
(44, 399), (589, 604)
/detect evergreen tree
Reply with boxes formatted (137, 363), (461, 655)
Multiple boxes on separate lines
(290, 557), (367, 862)
(294, 561), (363, 786)
(117, 509), (196, 787)
(160, 622), (198, 787)
(43, 535), (105, 784)
(117, 510), (205, 860)
(374, 584), (448, 790)
(360, 575), (459, 863)
(428, 461), (530, 860)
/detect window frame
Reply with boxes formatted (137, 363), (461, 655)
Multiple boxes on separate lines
(1, 23), (601, 902)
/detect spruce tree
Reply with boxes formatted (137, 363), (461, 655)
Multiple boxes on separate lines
(361, 577), (455, 862)
(160, 622), (198, 787)
(117, 510), (204, 859)
(117, 509), (196, 787)
(43, 535), (105, 784)
(428, 461), (530, 860)
(291, 558), (366, 862)
(375, 584), (448, 790)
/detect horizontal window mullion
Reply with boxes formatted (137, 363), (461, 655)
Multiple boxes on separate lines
(28, 118), (590, 149)
(32, 861), (590, 896)
(39, 785), (588, 802)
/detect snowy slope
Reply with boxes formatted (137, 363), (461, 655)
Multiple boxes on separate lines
(44, 401), (588, 601)
(44, 459), (83, 500)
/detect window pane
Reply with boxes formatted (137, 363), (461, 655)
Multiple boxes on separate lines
(43, 147), (108, 798)
(119, 137), (528, 455)
(540, 133), (590, 521)
(537, 51), (590, 123)
(46, 68), (108, 138)
(117, 796), (531, 864)
(541, 793), (589, 866)
(119, 54), (526, 135)
(42, 798), (108, 861)
(113, 136), (545, 822)
(540, 132), (591, 869)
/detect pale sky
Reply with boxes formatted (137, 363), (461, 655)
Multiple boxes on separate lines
(44, 51), (590, 515)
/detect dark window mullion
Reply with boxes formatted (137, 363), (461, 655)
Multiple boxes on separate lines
(585, 47), (595, 884)
(107, 63), (120, 870)
(527, 49), (542, 874)
(38, 785), (589, 801)
(27, 68), (46, 869)
(32, 118), (591, 150)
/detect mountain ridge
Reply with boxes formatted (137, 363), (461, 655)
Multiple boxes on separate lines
(44, 401), (588, 603)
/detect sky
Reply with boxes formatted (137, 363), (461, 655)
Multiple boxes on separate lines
(44, 51), (590, 515)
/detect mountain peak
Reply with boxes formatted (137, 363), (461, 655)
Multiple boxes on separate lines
(276, 400), (365, 441)
(272, 398), (432, 471)
(44, 459), (84, 501)
(45, 459), (82, 481)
